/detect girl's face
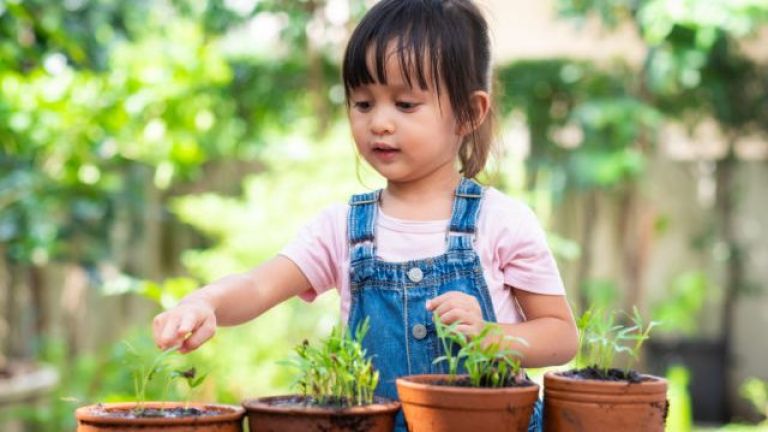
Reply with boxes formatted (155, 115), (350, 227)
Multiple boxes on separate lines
(347, 47), (463, 185)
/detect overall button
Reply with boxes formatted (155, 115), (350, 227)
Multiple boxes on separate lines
(412, 324), (427, 340)
(407, 267), (423, 283)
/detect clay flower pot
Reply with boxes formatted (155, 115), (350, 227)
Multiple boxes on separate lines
(242, 395), (401, 432)
(75, 401), (245, 432)
(396, 374), (540, 432)
(543, 371), (668, 432)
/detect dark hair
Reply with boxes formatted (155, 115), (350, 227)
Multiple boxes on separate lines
(342, 0), (495, 178)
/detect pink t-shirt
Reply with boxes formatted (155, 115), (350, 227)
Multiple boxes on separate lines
(280, 187), (565, 323)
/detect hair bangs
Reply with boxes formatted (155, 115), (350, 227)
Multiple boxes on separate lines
(343, 2), (444, 99)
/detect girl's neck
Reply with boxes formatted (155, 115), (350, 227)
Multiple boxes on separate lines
(380, 171), (462, 221)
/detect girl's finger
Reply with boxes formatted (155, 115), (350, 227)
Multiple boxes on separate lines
(432, 300), (456, 316)
(180, 317), (216, 353)
(177, 312), (200, 336)
(431, 292), (467, 310)
(427, 291), (466, 310)
(455, 324), (481, 337)
(432, 295), (479, 317)
(438, 308), (467, 325)
(158, 315), (183, 349)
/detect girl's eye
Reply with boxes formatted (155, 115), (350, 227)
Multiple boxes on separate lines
(396, 101), (418, 111)
(353, 101), (371, 112)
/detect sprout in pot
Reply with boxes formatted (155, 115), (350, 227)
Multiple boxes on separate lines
(394, 314), (540, 432)
(281, 317), (380, 407)
(543, 306), (668, 432)
(433, 312), (531, 388)
(75, 341), (244, 432)
(566, 306), (659, 381)
(242, 317), (400, 432)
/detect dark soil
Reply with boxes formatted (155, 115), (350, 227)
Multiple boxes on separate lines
(268, 395), (392, 409)
(561, 365), (647, 383)
(90, 403), (223, 419)
(431, 376), (535, 388)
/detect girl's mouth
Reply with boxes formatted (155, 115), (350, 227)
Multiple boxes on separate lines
(371, 143), (400, 161)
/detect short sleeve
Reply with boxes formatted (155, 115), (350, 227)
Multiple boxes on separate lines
(494, 199), (565, 295)
(279, 204), (347, 302)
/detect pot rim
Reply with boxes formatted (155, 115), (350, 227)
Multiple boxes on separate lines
(242, 395), (401, 416)
(545, 370), (666, 385)
(75, 401), (245, 425)
(396, 374), (539, 395)
(544, 370), (667, 396)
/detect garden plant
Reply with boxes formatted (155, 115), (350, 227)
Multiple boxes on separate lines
(74, 342), (244, 432)
(543, 307), (668, 432)
(395, 314), (539, 432)
(242, 318), (400, 432)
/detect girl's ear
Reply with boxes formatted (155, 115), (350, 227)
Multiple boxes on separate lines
(457, 91), (491, 136)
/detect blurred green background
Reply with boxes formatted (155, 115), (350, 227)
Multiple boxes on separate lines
(1, 0), (767, 430)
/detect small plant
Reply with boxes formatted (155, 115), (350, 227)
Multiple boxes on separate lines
(574, 306), (660, 379)
(169, 367), (208, 409)
(433, 313), (528, 388)
(282, 317), (379, 406)
(122, 341), (206, 416)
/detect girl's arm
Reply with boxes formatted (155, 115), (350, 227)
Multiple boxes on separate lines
(152, 255), (312, 353)
(428, 289), (579, 367)
(498, 289), (578, 367)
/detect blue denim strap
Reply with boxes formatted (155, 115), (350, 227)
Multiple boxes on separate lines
(348, 190), (380, 262)
(447, 178), (484, 251)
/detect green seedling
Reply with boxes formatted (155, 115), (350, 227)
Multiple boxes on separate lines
(575, 306), (660, 376)
(281, 317), (379, 407)
(169, 367), (208, 410)
(433, 315), (467, 379)
(433, 313), (528, 388)
(123, 341), (206, 415)
(625, 306), (660, 372)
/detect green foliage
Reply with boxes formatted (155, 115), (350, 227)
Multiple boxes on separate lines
(651, 271), (709, 337)
(433, 313), (527, 388)
(556, 0), (768, 132)
(0, 0), (355, 268)
(281, 318), (379, 407)
(575, 306), (659, 374)
(496, 60), (661, 198)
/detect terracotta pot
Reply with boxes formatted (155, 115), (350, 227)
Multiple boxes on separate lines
(543, 371), (668, 432)
(396, 374), (540, 432)
(75, 401), (244, 432)
(242, 395), (401, 432)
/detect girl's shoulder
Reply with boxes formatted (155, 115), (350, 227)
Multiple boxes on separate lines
(311, 202), (349, 228)
(478, 187), (547, 244)
(481, 187), (537, 221)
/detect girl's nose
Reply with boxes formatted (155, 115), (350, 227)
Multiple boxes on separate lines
(370, 108), (395, 135)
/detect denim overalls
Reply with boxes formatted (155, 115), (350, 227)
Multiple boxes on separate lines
(346, 177), (543, 431)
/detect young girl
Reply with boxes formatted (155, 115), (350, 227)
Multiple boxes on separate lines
(153, 0), (578, 430)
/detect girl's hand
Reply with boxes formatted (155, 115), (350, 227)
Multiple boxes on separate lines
(152, 300), (217, 354)
(426, 291), (485, 337)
